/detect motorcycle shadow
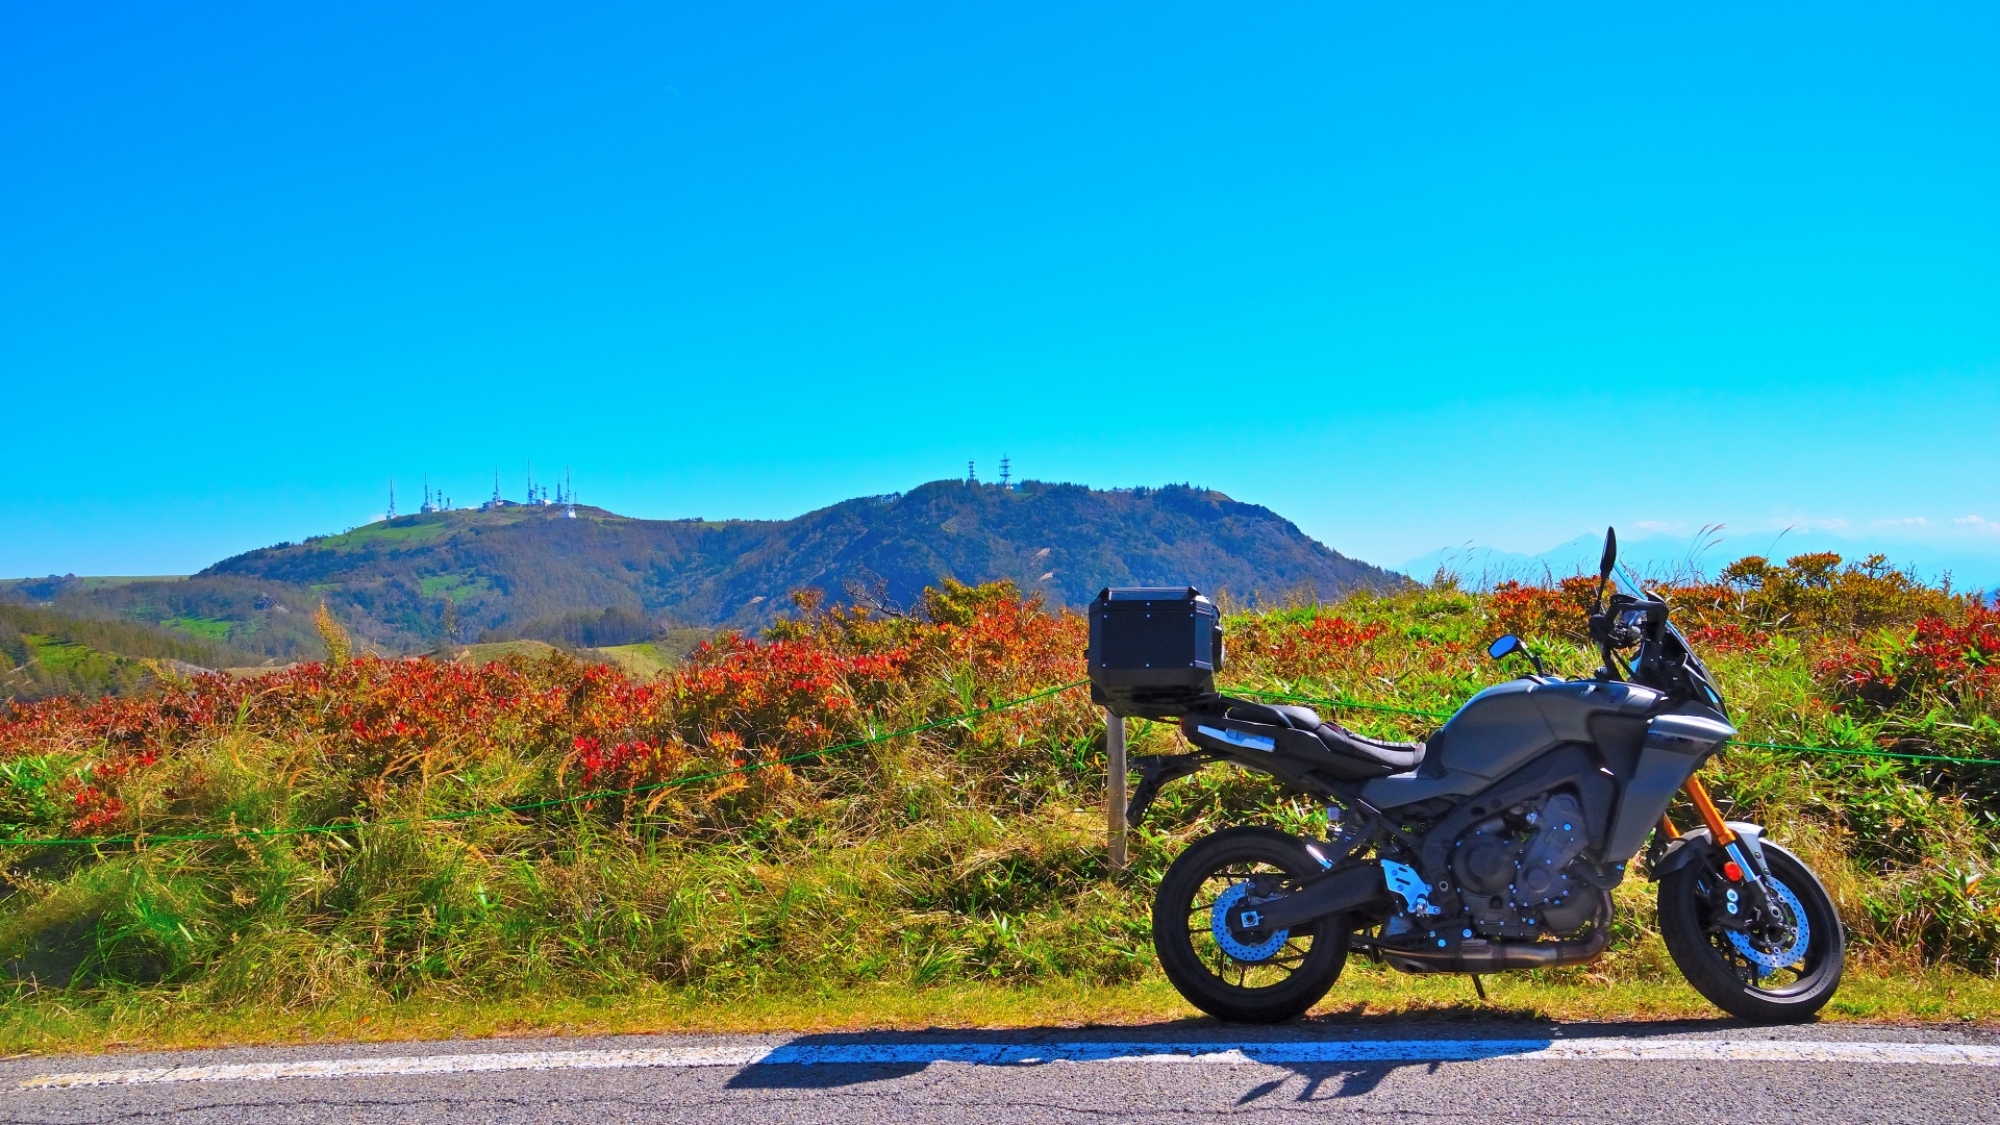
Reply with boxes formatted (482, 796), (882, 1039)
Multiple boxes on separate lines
(1236, 1006), (1756, 1102)
(721, 1010), (1753, 1096)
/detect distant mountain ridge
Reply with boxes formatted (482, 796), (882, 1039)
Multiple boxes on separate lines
(1400, 530), (2000, 593)
(11, 480), (1404, 658)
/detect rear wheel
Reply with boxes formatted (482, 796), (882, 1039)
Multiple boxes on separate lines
(1659, 840), (1844, 1022)
(1152, 826), (1349, 1023)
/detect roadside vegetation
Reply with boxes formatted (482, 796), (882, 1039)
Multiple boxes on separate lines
(0, 558), (1994, 1050)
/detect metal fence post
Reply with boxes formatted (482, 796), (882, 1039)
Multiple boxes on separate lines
(1105, 708), (1128, 871)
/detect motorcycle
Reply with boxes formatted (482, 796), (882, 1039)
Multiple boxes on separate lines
(1093, 528), (1845, 1024)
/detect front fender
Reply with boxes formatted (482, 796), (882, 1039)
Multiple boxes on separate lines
(1646, 821), (1767, 881)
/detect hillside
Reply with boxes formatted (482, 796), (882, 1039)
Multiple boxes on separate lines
(1, 573), (331, 667)
(7, 481), (1403, 658)
(0, 602), (255, 703)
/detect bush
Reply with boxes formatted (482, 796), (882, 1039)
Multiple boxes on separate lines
(0, 572), (1995, 1006)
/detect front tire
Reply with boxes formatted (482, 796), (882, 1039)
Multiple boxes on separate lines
(1659, 839), (1844, 1023)
(1152, 826), (1349, 1023)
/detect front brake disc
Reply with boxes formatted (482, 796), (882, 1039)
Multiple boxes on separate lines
(1727, 877), (1810, 973)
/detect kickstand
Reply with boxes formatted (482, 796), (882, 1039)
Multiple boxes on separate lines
(1470, 974), (1488, 1002)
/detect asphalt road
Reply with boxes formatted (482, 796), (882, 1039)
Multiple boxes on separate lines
(3, 1020), (1997, 1124)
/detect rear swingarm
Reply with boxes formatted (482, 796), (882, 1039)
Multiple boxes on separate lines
(1245, 860), (1389, 932)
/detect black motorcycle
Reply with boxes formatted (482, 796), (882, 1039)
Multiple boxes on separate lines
(1091, 528), (1844, 1024)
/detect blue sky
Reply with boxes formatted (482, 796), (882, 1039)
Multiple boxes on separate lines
(4, 2), (1996, 578)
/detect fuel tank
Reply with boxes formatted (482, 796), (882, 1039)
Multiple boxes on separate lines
(1362, 677), (1662, 806)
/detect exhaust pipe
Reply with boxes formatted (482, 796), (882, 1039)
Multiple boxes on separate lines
(1247, 867), (1609, 977)
(1372, 892), (1613, 974)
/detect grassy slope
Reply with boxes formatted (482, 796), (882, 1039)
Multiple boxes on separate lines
(435, 639), (565, 663)
(0, 603), (253, 703)
(159, 616), (236, 643)
(584, 642), (677, 679)
(4, 578), (329, 666)
(0, 571), (1993, 1053)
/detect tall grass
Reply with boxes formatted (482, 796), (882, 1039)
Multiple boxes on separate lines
(0, 564), (1993, 1021)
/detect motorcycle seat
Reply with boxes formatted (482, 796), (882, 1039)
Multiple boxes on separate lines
(1278, 705), (1427, 773)
(1182, 699), (1427, 779)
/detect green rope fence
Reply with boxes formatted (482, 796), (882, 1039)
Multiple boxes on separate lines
(0, 680), (1090, 850)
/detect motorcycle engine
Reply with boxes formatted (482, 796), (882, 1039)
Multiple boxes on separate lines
(1449, 792), (1599, 939)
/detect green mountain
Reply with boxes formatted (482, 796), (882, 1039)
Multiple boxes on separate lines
(6, 480), (1404, 660)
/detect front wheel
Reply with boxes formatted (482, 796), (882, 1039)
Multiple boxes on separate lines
(1659, 839), (1844, 1022)
(1152, 826), (1349, 1023)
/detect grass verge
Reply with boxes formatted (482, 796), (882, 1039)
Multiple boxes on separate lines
(2, 961), (1995, 1057)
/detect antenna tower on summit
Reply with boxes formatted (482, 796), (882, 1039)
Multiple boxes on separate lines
(967, 460), (977, 484)
(524, 460), (554, 505)
(999, 456), (1011, 490)
(564, 467), (576, 518)
(387, 480), (396, 520)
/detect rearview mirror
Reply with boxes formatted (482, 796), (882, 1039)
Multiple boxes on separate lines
(1487, 633), (1546, 676)
(1591, 526), (1620, 615)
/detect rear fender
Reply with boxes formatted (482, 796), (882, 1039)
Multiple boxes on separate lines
(1124, 752), (1218, 824)
(1178, 717), (1344, 799)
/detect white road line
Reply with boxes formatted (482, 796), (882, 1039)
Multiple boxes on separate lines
(18, 1038), (2000, 1089)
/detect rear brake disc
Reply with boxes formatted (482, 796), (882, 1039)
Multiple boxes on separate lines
(1210, 882), (1291, 963)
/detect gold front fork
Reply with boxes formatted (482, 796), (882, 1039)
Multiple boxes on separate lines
(1680, 773), (1737, 846)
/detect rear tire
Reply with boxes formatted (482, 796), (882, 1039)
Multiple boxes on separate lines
(1152, 826), (1349, 1023)
(1659, 840), (1844, 1023)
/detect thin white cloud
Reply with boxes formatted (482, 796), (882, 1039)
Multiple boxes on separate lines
(1768, 516), (1850, 532)
(1955, 515), (2000, 534)
(1873, 517), (1928, 528)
